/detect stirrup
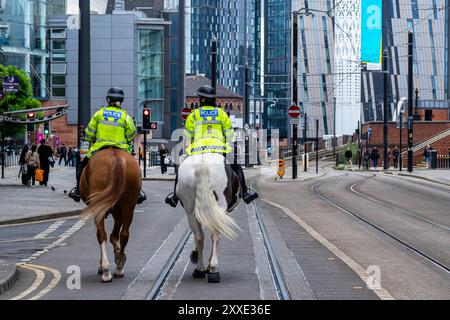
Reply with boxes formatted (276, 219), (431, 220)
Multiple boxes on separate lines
(68, 187), (81, 203)
(165, 193), (178, 208)
(137, 190), (147, 205)
(242, 188), (259, 204)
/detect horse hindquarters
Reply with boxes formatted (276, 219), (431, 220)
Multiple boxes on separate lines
(193, 164), (238, 241)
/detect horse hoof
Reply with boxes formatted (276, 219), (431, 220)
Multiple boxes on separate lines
(114, 273), (124, 278)
(101, 275), (113, 283)
(192, 269), (206, 279)
(190, 250), (198, 264)
(207, 272), (220, 283)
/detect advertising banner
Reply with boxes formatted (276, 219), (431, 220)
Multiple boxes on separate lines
(361, 0), (383, 70)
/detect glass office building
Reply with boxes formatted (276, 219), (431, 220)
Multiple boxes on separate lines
(186, 0), (255, 96)
(0, 0), (65, 98)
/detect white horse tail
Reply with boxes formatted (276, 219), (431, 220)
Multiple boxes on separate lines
(193, 163), (240, 240)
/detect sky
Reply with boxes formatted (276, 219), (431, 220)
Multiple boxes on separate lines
(66, 0), (108, 14)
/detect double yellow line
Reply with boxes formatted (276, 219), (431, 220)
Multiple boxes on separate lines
(10, 264), (61, 300)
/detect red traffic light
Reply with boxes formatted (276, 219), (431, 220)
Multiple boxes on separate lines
(143, 109), (150, 116)
(26, 112), (35, 119)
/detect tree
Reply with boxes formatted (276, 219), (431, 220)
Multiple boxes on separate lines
(0, 64), (41, 138)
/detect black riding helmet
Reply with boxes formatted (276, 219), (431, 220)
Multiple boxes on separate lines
(196, 85), (216, 106)
(107, 87), (125, 106)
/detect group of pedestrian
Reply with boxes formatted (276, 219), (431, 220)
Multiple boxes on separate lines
(362, 146), (402, 170)
(56, 144), (79, 167)
(18, 140), (54, 187)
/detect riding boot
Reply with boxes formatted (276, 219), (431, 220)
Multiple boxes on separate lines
(68, 157), (89, 202)
(165, 168), (179, 208)
(231, 164), (259, 204)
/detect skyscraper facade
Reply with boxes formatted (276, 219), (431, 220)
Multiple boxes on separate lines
(186, 0), (255, 96)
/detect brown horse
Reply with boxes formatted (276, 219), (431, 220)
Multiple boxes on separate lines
(80, 148), (141, 282)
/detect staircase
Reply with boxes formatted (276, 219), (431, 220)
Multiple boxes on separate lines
(401, 128), (450, 157)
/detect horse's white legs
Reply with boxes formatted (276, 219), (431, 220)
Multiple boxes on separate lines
(208, 232), (220, 273)
(188, 213), (205, 273)
(99, 241), (112, 282)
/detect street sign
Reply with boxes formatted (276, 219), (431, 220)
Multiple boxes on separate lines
(289, 118), (299, 125)
(288, 105), (301, 118)
(181, 107), (192, 120)
(2, 76), (19, 93)
(149, 122), (158, 130)
(277, 159), (286, 178)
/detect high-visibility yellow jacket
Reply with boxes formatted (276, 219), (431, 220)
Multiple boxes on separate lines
(85, 106), (136, 158)
(185, 106), (234, 155)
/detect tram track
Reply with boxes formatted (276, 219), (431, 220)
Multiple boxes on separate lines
(145, 199), (291, 300)
(348, 175), (450, 232)
(311, 176), (450, 275)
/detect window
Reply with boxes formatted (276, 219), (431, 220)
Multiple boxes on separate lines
(51, 87), (65, 97)
(52, 40), (65, 50)
(51, 64), (66, 74)
(51, 28), (66, 39)
(51, 53), (66, 62)
(51, 75), (66, 85)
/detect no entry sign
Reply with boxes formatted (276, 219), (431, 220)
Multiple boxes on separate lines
(181, 107), (192, 120)
(288, 105), (301, 118)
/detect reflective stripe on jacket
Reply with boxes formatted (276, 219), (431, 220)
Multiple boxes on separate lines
(185, 106), (234, 156)
(85, 106), (136, 158)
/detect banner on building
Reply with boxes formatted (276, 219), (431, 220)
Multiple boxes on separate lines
(361, 0), (383, 71)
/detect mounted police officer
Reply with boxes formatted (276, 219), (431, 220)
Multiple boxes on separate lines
(68, 87), (147, 204)
(165, 85), (258, 207)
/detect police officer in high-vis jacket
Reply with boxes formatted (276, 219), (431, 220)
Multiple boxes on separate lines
(165, 85), (258, 207)
(68, 87), (146, 204)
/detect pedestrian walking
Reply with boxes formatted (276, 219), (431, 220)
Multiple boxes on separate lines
(59, 144), (67, 166)
(71, 146), (78, 168)
(344, 147), (353, 169)
(19, 145), (30, 185)
(370, 147), (380, 170)
(159, 144), (169, 174)
(364, 149), (370, 170)
(68, 147), (74, 166)
(393, 147), (400, 169)
(37, 140), (54, 186)
(25, 145), (40, 187)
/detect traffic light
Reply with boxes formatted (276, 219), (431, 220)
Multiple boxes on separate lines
(44, 122), (50, 135)
(142, 108), (151, 130)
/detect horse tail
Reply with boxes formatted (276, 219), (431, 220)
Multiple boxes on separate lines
(82, 155), (126, 225)
(193, 163), (240, 240)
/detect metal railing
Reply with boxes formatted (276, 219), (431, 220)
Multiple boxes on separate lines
(437, 154), (450, 169)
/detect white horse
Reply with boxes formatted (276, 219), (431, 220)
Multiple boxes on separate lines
(176, 153), (241, 283)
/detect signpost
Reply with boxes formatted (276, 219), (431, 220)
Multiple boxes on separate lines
(181, 107), (192, 121)
(2, 76), (19, 93)
(288, 104), (301, 179)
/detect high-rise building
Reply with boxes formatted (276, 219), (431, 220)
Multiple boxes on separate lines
(362, 0), (449, 123)
(0, 0), (66, 98)
(186, 0), (255, 96)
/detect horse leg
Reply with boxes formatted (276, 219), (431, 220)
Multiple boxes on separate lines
(96, 219), (112, 282)
(110, 210), (123, 277)
(188, 213), (205, 278)
(207, 232), (221, 283)
(115, 211), (132, 278)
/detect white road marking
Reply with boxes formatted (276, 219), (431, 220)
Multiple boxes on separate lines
(33, 220), (66, 239)
(20, 218), (87, 263)
(262, 199), (395, 300)
(10, 265), (45, 300)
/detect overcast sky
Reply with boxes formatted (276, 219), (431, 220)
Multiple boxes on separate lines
(66, 0), (108, 14)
